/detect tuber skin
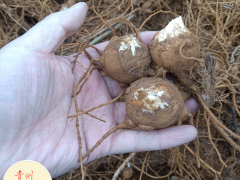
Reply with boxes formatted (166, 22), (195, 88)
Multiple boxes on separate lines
(192, 0), (204, 6)
(122, 167), (134, 179)
(125, 77), (189, 130)
(98, 36), (153, 84)
(82, 77), (189, 159)
(150, 16), (203, 93)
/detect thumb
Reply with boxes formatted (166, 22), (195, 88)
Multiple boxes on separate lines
(14, 2), (88, 53)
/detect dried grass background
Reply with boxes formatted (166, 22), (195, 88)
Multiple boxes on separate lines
(1, 0), (240, 179)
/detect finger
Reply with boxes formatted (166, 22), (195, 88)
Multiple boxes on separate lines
(184, 98), (199, 113)
(14, 2), (88, 53)
(137, 31), (158, 46)
(113, 102), (127, 124)
(109, 125), (197, 155)
(102, 76), (122, 98)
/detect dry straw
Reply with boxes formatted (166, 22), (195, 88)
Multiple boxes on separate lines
(1, 0), (240, 179)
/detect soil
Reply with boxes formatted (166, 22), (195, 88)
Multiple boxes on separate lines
(1, 0), (240, 179)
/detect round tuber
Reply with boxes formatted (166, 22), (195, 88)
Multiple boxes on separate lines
(125, 77), (189, 131)
(99, 36), (153, 84)
(192, 0), (204, 6)
(82, 77), (189, 159)
(122, 167), (133, 179)
(149, 16), (203, 93)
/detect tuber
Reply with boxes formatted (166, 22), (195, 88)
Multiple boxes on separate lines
(98, 36), (153, 84)
(192, 0), (204, 6)
(82, 77), (188, 159)
(149, 16), (203, 93)
(122, 167), (133, 179)
(125, 77), (189, 131)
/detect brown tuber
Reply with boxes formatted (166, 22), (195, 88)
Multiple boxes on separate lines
(150, 16), (203, 93)
(125, 77), (189, 131)
(192, 0), (204, 6)
(98, 36), (153, 84)
(122, 167), (133, 179)
(82, 77), (188, 159)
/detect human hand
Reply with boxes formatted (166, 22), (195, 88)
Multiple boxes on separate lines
(0, 2), (198, 179)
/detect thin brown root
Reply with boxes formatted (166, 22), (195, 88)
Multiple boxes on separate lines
(75, 116), (85, 179)
(82, 123), (126, 160)
(216, 77), (238, 92)
(216, 84), (240, 88)
(73, 58), (96, 113)
(204, 112), (227, 167)
(72, 36), (91, 72)
(232, 93), (240, 117)
(184, 144), (221, 175)
(83, 49), (93, 61)
(189, 115), (200, 168)
(179, 42), (204, 63)
(223, 156), (240, 176)
(76, 66), (99, 96)
(211, 116), (240, 152)
(79, 109), (106, 123)
(217, 69), (240, 83)
(112, 155), (176, 179)
(197, 94), (240, 140)
(95, 17), (141, 42)
(76, 61), (86, 73)
(162, 71), (167, 80)
(72, 58), (106, 123)
(68, 88), (124, 118)
(112, 152), (136, 180)
(86, 44), (102, 56)
(216, 77), (240, 117)
(92, 6), (116, 37)
(138, 11), (177, 32)
(197, 94), (240, 151)
(139, 151), (150, 180)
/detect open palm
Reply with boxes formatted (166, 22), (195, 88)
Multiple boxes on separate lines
(0, 3), (198, 179)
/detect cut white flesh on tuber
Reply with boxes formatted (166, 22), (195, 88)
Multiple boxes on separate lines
(131, 86), (169, 113)
(157, 16), (189, 42)
(119, 37), (141, 56)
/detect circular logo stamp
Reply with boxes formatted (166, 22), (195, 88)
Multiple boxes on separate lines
(3, 160), (51, 180)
